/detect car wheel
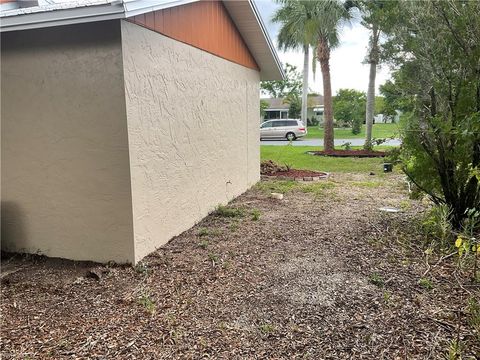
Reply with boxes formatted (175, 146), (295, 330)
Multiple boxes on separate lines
(286, 132), (296, 141)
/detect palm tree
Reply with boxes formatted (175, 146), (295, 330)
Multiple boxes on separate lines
(272, 1), (352, 151)
(360, 0), (387, 150)
(364, 23), (380, 150)
(272, 1), (311, 130)
(310, 0), (353, 151)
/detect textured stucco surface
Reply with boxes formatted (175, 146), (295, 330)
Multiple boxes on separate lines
(121, 21), (260, 262)
(1, 21), (135, 263)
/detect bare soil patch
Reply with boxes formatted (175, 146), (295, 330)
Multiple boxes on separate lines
(1, 173), (478, 359)
(264, 168), (328, 179)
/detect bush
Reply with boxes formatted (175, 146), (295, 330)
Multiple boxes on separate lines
(307, 116), (319, 126)
(382, 1), (480, 229)
(351, 118), (362, 134)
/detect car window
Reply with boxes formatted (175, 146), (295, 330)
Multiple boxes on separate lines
(286, 120), (298, 126)
(261, 122), (273, 128)
(273, 121), (286, 127)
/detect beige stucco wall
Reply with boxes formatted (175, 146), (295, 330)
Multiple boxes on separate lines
(1, 21), (136, 263)
(121, 21), (260, 262)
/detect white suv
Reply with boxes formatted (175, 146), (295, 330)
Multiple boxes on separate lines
(260, 119), (307, 141)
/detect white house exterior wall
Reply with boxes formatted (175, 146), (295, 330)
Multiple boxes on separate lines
(120, 21), (260, 262)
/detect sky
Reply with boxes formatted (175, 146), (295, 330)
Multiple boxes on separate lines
(255, 0), (392, 96)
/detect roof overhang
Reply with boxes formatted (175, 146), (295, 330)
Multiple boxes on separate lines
(222, 0), (284, 80)
(0, 0), (284, 81)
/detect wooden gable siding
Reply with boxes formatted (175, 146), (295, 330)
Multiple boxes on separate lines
(128, 1), (259, 70)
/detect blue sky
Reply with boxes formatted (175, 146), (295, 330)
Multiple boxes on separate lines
(255, 0), (392, 95)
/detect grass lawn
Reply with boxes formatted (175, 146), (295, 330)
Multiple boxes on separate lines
(261, 145), (393, 174)
(305, 123), (399, 139)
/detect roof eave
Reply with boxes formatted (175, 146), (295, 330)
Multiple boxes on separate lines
(0, 0), (285, 81)
(248, 0), (284, 81)
(0, 3), (125, 32)
(223, 0), (284, 81)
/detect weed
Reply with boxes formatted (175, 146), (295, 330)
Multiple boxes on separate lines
(198, 239), (209, 249)
(198, 227), (222, 237)
(168, 329), (182, 345)
(229, 221), (239, 232)
(251, 208), (261, 221)
(208, 253), (219, 265)
(166, 313), (178, 326)
(399, 200), (412, 211)
(383, 291), (392, 304)
(255, 180), (298, 194)
(215, 205), (245, 218)
(418, 277), (434, 290)
(134, 262), (149, 275)
(259, 323), (275, 335)
(198, 228), (209, 237)
(138, 292), (156, 314)
(350, 181), (383, 188)
(466, 297), (480, 341)
(198, 336), (208, 348)
(369, 273), (384, 287)
(446, 339), (463, 360)
(422, 204), (453, 250)
(300, 182), (335, 197)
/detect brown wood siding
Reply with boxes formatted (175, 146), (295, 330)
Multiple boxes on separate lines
(128, 1), (259, 70)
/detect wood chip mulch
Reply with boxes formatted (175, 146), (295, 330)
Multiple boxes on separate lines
(1, 173), (479, 359)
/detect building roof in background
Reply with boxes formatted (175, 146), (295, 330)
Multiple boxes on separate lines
(0, 0), (283, 80)
(263, 95), (324, 110)
(307, 95), (324, 107)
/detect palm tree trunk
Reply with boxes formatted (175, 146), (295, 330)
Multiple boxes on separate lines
(301, 44), (309, 129)
(365, 61), (377, 149)
(365, 26), (380, 150)
(318, 39), (334, 152)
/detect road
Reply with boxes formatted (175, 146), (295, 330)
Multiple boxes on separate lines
(260, 138), (401, 147)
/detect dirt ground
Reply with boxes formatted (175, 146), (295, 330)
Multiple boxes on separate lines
(1, 173), (479, 359)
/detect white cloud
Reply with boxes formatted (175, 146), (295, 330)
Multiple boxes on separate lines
(255, 0), (391, 95)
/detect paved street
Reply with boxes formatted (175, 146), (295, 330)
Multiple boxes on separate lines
(260, 138), (401, 147)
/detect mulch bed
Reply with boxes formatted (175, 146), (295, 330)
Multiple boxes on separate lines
(260, 159), (328, 181)
(1, 174), (479, 359)
(307, 149), (386, 157)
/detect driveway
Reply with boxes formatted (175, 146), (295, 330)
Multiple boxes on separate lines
(261, 138), (401, 147)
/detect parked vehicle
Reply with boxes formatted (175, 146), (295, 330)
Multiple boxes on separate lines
(260, 119), (307, 141)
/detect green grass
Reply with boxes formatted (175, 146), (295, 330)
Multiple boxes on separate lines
(305, 123), (399, 139)
(214, 205), (245, 218)
(261, 145), (389, 174)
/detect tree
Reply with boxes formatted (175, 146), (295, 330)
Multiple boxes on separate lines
(333, 89), (366, 134)
(283, 92), (301, 119)
(353, 0), (397, 149)
(382, 0), (480, 229)
(374, 96), (385, 116)
(310, 0), (354, 151)
(358, 0), (391, 149)
(272, 0), (312, 127)
(260, 99), (269, 120)
(260, 63), (302, 98)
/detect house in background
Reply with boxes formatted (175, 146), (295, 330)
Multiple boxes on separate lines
(262, 94), (324, 122)
(374, 110), (402, 124)
(1, 0), (283, 264)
